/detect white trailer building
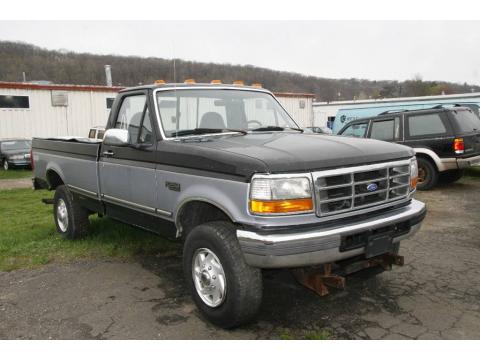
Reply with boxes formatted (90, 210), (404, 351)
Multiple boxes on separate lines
(0, 82), (315, 139)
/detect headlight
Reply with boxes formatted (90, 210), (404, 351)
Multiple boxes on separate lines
(410, 158), (418, 191)
(249, 176), (313, 215)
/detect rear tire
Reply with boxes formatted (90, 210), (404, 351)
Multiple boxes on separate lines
(439, 169), (464, 184)
(417, 157), (438, 191)
(53, 185), (89, 239)
(183, 221), (263, 329)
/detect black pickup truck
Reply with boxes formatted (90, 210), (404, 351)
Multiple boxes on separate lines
(32, 83), (426, 328)
(338, 105), (480, 190)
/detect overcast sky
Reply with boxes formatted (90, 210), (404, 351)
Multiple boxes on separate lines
(1, 21), (480, 85)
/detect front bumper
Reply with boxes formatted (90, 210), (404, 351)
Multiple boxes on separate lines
(8, 159), (31, 167)
(237, 199), (426, 268)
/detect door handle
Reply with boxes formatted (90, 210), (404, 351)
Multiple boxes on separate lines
(103, 150), (115, 157)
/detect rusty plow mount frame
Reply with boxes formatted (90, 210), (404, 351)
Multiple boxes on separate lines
(291, 253), (404, 296)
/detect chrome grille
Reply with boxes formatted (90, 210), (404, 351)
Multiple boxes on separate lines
(313, 160), (411, 217)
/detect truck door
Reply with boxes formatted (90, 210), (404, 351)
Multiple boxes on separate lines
(99, 92), (158, 219)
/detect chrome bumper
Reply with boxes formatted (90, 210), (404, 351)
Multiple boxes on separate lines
(8, 159), (31, 166)
(237, 199), (426, 269)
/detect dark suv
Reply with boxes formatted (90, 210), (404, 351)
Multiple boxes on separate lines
(338, 105), (480, 190)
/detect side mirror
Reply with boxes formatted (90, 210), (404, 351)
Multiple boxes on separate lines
(103, 129), (130, 146)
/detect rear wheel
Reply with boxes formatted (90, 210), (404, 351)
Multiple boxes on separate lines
(439, 169), (464, 184)
(183, 221), (263, 328)
(53, 185), (89, 239)
(417, 157), (438, 190)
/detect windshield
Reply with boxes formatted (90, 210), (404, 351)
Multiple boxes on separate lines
(0, 140), (31, 151)
(453, 109), (480, 133)
(156, 89), (299, 138)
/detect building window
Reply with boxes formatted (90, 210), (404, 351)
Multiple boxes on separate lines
(106, 98), (115, 109)
(299, 100), (306, 109)
(0, 95), (30, 109)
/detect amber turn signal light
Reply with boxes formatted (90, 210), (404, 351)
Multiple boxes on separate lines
(410, 176), (418, 190)
(250, 199), (313, 214)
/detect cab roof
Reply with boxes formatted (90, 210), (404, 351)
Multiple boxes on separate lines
(119, 83), (271, 93)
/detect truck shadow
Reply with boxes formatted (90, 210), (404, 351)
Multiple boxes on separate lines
(136, 249), (401, 337)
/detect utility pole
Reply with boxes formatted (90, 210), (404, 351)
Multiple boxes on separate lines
(104, 65), (112, 87)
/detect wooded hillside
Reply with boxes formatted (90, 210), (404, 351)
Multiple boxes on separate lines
(1, 41), (479, 101)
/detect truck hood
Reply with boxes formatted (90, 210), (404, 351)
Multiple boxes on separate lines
(164, 132), (414, 178)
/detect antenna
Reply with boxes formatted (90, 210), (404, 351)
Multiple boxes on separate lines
(171, 40), (179, 138)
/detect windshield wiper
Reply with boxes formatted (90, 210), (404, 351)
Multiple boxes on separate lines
(250, 126), (304, 133)
(170, 128), (247, 137)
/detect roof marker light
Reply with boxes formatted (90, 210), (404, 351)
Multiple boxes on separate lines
(154, 80), (165, 84)
(184, 79), (196, 84)
(211, 80), (222, 84)
(233, 80), (244, 85)
(252, 83), (262, 88)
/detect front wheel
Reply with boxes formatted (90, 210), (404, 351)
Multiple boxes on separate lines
(3, 160), (9, 171)
(183, 221), (263, 329)
(53, 185), (90, 239)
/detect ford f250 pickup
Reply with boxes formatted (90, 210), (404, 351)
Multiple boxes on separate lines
(32, 83), (426, 328)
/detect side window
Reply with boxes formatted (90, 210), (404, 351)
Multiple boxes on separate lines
(97, 130), (105, 140)
(115, 94), (153, 144)
(406, 113), (447, 138)
(340, 122), (368, 138)
(88, 129), (96, 139)
(370, 118), (395, 141)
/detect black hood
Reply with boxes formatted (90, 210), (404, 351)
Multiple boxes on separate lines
(158, 132), (414, 180)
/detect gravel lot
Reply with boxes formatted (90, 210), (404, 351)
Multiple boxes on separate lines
(0, 178), (32, 190)
(1, 177), (479, 339)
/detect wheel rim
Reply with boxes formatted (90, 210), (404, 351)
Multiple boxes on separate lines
(418, 166), (427, 184)
(56, 198), (69, 232)
(192, 248), (227, 308)
(3, 161), (8, 171)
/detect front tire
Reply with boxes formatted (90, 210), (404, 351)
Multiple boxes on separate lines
(183, 221), (263, 329)
(417, 157), (438, 190)
(53, 185), (89, 239)
(3, 160), (9, 171)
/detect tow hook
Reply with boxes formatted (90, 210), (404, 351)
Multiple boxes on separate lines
(291, 253), (404, 297)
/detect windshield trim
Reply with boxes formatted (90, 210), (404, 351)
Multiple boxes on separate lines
(152, 87), (300, 140)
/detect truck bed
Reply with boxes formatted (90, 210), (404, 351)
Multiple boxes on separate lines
(32, 137), (101, 197)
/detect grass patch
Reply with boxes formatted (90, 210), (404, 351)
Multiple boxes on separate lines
(0, 169), (32, 180)
(0, 188), (180, 271)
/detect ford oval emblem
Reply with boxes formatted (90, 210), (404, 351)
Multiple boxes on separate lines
(366, 183), (378, 192)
